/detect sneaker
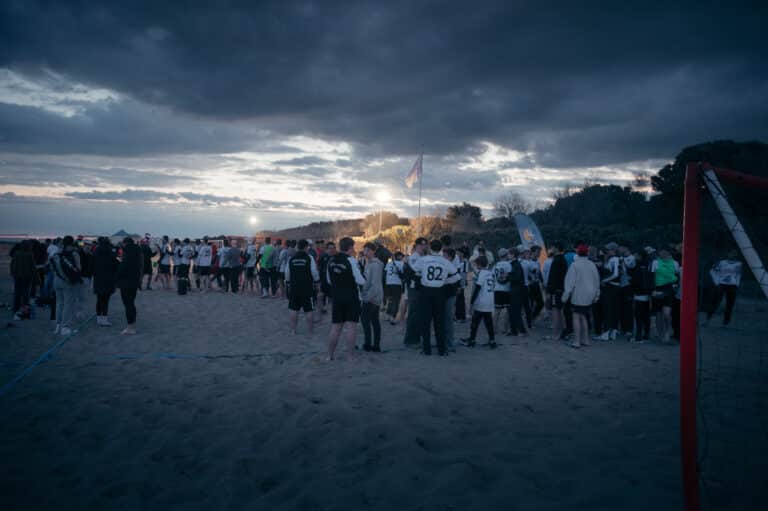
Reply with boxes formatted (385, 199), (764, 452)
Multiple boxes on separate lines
(569, 341), (581, 349)
(102, 317), (112, 326)
(593, 332), (611, 341)
(609, 330), (618, 341)
(460, 338), (476, 347)
(13, 313), (22, 321)
(488, 341), (498, 349)
(60, 327), (73, 336)
(372, 346), (381, 353)
(53, 324), (61, 335)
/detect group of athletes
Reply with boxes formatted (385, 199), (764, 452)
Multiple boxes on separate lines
(135, 233), (743, 360)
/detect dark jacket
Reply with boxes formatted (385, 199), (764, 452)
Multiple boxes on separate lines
(116, 244), (143, 289)
(546, 254), (568, 293)
(11, 249), (37, 280)
(93, 244), (119, 295)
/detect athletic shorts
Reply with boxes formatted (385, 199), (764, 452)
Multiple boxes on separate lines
(547, 292), (563, 309)
(289, 293), (315, 313)
(246, 267), (256, 278)
(198, 266), (211, 276)
(653, 285), (676, 309)
(572, 304), (592, 315)
(159, 264), (171, 274)
(192, 266), (199, 274)
(332, 300), (361, 324)
(494, 291), (510, 308)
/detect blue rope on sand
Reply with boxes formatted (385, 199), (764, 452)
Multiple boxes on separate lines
(0, 314), (95, 398)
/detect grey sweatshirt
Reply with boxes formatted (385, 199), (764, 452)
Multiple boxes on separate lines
(361, 257), (384, 305)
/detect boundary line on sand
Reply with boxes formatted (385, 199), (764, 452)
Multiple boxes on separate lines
(0, 313), (95, 398)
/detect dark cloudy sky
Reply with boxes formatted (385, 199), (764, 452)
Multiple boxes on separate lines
(1, 1), (766, 236)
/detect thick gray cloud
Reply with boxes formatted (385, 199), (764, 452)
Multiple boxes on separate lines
(0, 1), (766, 165)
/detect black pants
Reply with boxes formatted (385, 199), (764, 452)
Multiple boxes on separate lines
(419, 288), (446, 355)
(361, 302), (382, 349)
(13, 277), (32, 313)
(592, 300), (604, 335)
(259, 268), (276, 294)
(507, 286), (526, 335)
(455, 287), (466, 321)
(522, 286), (533, 328)
(403, 288), (424, 345)
(633, 300), (651, 340)
(468, 310), (494, 341)
(96, 292), (111, 316)
(220, 267), (231, 291)
(602, 285), (620, 331)
(529, 283), (544, 320)
(229, 266), (241, 293)
(385, 285), (402, 317)
(120, 287), (138, 324)
(708, 284), (738, 325)
(620, 286), (634, 333)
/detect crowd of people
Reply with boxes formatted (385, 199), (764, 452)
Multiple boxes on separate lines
(7, 232), (743, 359)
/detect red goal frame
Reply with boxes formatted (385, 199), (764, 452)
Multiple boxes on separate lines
(680, 162), (768, 511)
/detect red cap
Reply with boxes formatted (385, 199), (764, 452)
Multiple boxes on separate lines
(576, 244), (589, 256)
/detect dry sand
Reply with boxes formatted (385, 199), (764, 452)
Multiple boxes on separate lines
(1, 262), (766, 510)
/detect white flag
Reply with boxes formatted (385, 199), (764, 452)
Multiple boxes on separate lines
(404, 153), (422, 189)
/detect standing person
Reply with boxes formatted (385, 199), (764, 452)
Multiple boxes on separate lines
(561, 244), (601, 348)
(277, 240), (295, 299)
(707, 250), (743, 326)
(140, 239), (155, 290)
(258, 237), (276, 297)
(218, 239), (231, 292)
(155, 236), (172, 289)
(629, 251), (654, 343)
(402, 237), (428, 346)
(76, 239), (94, 319)
(286, 239), (320, 335)
(93, 237), (119, 326)
(618, 245), (636, 336)
(192, 238), (202, 289)
(492, 248), (512, 335)
(527, 245), (544, 324)
(507, 247), (527, 336)
(171, 238), (182, 288)
(50, 236), (82, 335)
(651, 248), (680, 343)
(413, 239), (458, 356)
(360, 242), (385, 352)
(440, 236), (460, 351)
(383, 252), (405, 325)
(243, 238), (259, 294)
(326, 237), (366, 361)
(546, 242), (568, 341)
(272, 239), (284, 297)
(588, 246), (604, 336)
(596, 242), (622, 341)
(10, 241), (38, 320)
(116, 237), (143, 335)
(178, 238), (195, 281)
(454, 247), (469, 323)
(460, 255), (496, 348)
(519, 246), (534, 329)
(196, 237), (213, 291)
(317, 241), (336, 314)
(226, 240), (242, 293)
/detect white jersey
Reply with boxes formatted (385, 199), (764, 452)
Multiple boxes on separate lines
(47, 244), (60, 258)
(413, 254), (459, 289)
(711, 259), (742, 286)
(159, 244), (172, 265)
(384, 260), (404, 286)
(219, 246), (230, 268)
(180, 244), (195, 265)
(172, 246), (182, 265)
(197, 245), (213, 266)
(407, 252), (422, 289)
(493, 260), (512, 292)
(472, 269), (495, 312)
(245, 244), (258, 268)
(525, 258), (541, 285)
(457, 258), (469, 288)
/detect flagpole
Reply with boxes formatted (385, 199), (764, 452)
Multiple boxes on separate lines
(417, 151), (423, 236)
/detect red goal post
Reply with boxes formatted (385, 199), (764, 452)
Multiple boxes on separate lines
(680, 162), (768, 511)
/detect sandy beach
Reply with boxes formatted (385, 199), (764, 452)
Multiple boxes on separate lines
(1, 259), (766, 510)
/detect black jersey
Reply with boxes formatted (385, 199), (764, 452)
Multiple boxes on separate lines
(288, 251), (314, 296)
(327, 254), (365, 303)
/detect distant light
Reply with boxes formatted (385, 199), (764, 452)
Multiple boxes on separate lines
(376, 190), (391, 203)
(249, 215), (258, 225)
